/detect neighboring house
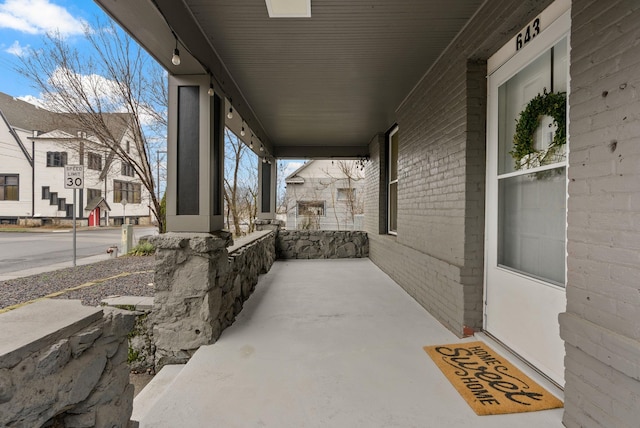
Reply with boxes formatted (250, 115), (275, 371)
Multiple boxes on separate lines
(285, 160), (364, 230)
(0, 93), (151, 226)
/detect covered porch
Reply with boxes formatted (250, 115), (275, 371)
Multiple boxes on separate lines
(133, 258), (563, 427)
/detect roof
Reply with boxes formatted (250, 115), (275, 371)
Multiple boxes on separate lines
(285, 160), (314, 183)
(0, 92), (131, 143)
(85, 197), (111, 212)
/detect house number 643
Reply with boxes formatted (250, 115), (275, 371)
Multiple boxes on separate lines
(516, 17), (540, 51)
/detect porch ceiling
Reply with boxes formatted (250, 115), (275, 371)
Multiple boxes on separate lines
(95, 0), (483, 158)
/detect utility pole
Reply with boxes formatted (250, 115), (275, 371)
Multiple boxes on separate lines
(156, 150), (167, 200)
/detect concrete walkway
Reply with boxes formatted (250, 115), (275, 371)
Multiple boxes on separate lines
(138, 259), (564, 427)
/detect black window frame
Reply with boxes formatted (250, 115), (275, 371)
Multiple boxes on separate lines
(113, 180), (141, 204)
(87, 152), (102, 171)
(0, 174), (19, 201)
(46, 151), (68, 167)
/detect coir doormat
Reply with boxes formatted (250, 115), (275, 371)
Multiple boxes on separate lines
(423, 341), (563, 416)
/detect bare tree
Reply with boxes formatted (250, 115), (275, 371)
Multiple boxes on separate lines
(224, 129), (258, 236)
(17, 19), (167, 232)
(320, 160), (364, 230)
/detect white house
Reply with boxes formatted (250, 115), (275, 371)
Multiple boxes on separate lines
(285, 160), (365, 230)
(0, 93), (152, 226)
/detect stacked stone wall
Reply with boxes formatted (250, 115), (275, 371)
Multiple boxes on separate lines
(0, 300), (135, 427)
(149, 231), (276, 369)
(276, 230), (368, 259)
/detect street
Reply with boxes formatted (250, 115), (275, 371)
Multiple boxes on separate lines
(0, 227), (157, 275)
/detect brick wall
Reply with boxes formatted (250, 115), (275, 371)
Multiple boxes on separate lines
(560, 1), (640, 427)
(365, 0), (552, 336)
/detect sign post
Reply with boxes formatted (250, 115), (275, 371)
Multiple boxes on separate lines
(64, 165), (84, 267)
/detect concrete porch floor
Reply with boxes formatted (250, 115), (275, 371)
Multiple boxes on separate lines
(137, 259), (564, 427)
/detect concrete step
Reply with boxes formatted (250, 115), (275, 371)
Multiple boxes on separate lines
(131, 364), (185, 425)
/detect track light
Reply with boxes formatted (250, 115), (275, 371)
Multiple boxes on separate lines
(250, 134), (254, 149)
(241, 121), (246, 137)
(227, 102), (233, 119)
(259, 144), (264, 152)
(171, 36), (181, 66)
(262, 157), (267, 163)
(208, 83), (214, 97)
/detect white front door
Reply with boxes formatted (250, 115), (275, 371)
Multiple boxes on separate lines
(485, 10), (569, 386)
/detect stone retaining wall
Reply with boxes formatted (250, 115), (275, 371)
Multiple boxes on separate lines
(0, 300), (135, 428)
(276, 230), (369, 259)
(148, 231), (276, 369)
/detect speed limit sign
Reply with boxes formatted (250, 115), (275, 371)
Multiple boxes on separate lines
(64, 165), (84, 189)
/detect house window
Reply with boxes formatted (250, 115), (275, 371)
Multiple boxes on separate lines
(337, 188), (355, 201)
(65, 204), (74, 218)
(114, 180), (141, 204)
(121, 161), (135, 177)
(87, 152), (102, 170)
(125, 140), (131, 153)
(50, 192), (58, 205)
(388, 126), (399, 234)
(298, 201), (325, 216)
(58, 198), (66, 211)
(0, 175), (18, 201)
(42, 186), (50, 199)
(87, 188), (102, 201)
(46, 152), (67, 167)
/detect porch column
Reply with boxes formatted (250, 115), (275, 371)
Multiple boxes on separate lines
(257, 157), (277, 220)
(166, 74), (224, 232)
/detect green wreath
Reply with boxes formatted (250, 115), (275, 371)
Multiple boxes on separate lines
(510, 90), (566, 170)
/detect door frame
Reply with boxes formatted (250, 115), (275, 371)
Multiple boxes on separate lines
(483, 7), (571, 387)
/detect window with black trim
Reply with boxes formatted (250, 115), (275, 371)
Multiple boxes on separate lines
(0, 175), (18, 201)
(42, 186), (50, 200)
(121, 161), (135, 177)
(88, 152), (102, 170)
(114, 180), (141, 204)
(87, 188), (102, 201)
(388, 127), (399, 234)
(46, 152), (67, 167)
(297, 201), (325, 216)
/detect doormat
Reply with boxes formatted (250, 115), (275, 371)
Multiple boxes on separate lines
(423, 341), (563, 416)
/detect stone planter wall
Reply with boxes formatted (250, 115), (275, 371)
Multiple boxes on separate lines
(148, 230), (276, 370)
(0, 300), (135, 428)
(276, 230), (369, 259)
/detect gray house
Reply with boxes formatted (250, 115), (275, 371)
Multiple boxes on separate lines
(77, 0), (640, 425)
(285, 159), (365, 230)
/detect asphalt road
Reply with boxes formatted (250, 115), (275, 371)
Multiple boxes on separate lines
(0, 227), (157, 275)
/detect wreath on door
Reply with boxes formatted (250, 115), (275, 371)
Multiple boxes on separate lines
(510, 90), (567, 170)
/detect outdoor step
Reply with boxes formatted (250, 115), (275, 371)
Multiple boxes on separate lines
(131, 364), (185, 425)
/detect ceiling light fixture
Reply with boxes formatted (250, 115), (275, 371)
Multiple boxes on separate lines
(227, 99), (234, 119)
(241, 121), (246, 137)
(265, 0), (311, 18)
(207, 75), (214, 96)
(171, 34), (181, 66)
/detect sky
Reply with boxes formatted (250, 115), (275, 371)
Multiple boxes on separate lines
(0, 0), (304, 182)
(0, 0), (106, 100)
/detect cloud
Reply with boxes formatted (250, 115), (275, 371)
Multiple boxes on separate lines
(0, 0), (85, 36)
(283, 161), (305, 177)
(16, 94), (46, 107)
(5, 40), (28, 56)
